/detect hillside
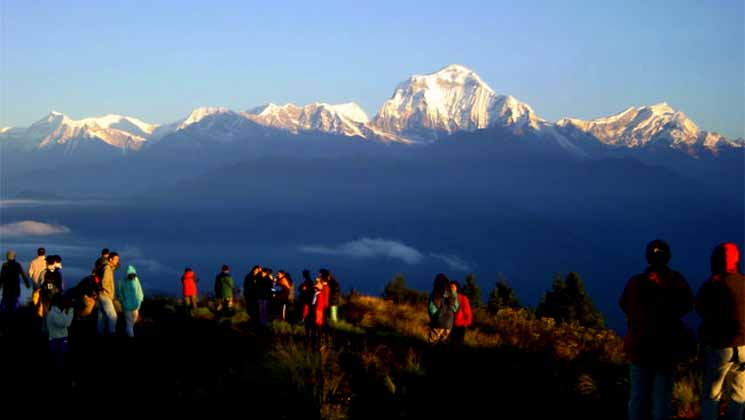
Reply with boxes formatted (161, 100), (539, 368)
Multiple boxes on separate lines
(0, 292), (703, 419)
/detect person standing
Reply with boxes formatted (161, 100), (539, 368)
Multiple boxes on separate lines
(118, 265), (144, 338)
(428, 273), (458, 344)
(181, 268), (198, 311)
(214, 265), (234, 312)
(620, 240), (694, 420)
(450, 280), (472, 345)
(697, 242), (745, 420)
(28, 247), (47, 317)
(323, 269), (341, 323)
(97, 252), (119, 336)
(0, 250), (31, 334)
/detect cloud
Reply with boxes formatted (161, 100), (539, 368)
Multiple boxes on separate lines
(0, 221), (71, 237)
(430, 253), (472, 272)
(120, 245), (179, 275)
(299, 237), (424, 265)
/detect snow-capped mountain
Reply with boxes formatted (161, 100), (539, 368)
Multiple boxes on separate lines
(0, 111), (156, 152)
(2, 65), (740, 159)
(556, 103), (742, 153)
(243, 102), (402, 141)
(372, 64), (541, 140)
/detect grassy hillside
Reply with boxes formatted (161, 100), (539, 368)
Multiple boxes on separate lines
(0, 293), (702, 419)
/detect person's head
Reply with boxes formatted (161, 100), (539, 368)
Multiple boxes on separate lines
(108, 252), (120, 267)
(37, 247), (46, 257)
(126, 265), (138, 280)
(184, 267), (192, 274)
(645, 239), (671, 267)
(302, 269), (311, 281)
(251, 265), (261, 275)
(433, 273), (450, 296)
(449, 280), (460, 294)
(319, 268), (330, 280)
(51, 293), (66, 310)
(711, 242), (741, 276)
(222, 264), (230, 273)
(46, 255), (56, 266)
(6, 250), (15, 261)
(101, 248), (110, 257)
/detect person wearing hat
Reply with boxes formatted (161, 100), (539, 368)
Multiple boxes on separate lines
(0, 250), (31, 331)
(620, 239), (694, 420)
(697, 242), (745, 420)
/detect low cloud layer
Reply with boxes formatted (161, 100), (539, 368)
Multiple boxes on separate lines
(0, 221), (71, 237)
(300, 237), (425, 265)
(430, 253), (472, 272)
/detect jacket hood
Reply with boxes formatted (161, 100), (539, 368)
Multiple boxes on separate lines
(126, 265), (138, 276)
(711, 242), (741, 275)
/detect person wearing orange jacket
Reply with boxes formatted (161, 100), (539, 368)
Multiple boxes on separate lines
(181, 268), (198, 310)
(450, 280), (472, 345)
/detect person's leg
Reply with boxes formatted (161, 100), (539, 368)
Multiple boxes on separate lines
(701, 347), (734, 420)
(652, 367), (674, 420)
(628, 363), (653, 420)
(124, 310), (135, 337)
(96, 299), (106, 335)
(99, 296), (118, 336)
(724, 345), (745, 420)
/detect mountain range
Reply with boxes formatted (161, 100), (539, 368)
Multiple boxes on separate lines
(2, 64), (741, 160)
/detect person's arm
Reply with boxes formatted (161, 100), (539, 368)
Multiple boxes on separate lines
(464, 296), (473, 326)
(428, 299), (438, 317)
(135, 279), (144, 305)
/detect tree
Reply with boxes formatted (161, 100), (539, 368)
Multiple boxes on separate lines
(382, 273), (408, 303)
(461, 273), (482, 309)
(382, 274), (428, 305)
(535, 272), (604, 328)
(487, 273), (520, 314)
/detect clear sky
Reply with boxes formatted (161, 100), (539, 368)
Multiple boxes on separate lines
(2, 0), (743, 138)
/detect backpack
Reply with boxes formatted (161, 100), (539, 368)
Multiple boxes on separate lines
(40, 270), (62, 300)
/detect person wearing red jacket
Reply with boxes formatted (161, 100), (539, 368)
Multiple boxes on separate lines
(450, 280), (472, 345)
(697, 242), (745, 420)
(305, 273), (329, 349)
(181, 268), (198, 310)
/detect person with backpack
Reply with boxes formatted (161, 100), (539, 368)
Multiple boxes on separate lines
(428, 273), (458, 344)
(118, 265), (144, 338)
(214, 265), (234, 313)
(97, 252), (119, 336)
(697, 242), (745, 420)
(450, 280), (472, 345)
(0, 250), (31, 334)
(28, 247), (47, 317)
(39, 255), (64, 317)
(620, 239), (694, 420)
(181, 268), (198, 311)
(323, 269), (341, 323)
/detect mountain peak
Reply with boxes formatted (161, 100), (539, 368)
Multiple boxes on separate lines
(178, 107), (232, 129)
(644, 102), (673, 115)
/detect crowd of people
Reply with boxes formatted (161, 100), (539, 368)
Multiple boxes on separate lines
(1, 240), (744, 419)
(0, 246), (344, 373)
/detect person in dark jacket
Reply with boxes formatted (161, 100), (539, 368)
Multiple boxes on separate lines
(428, 273), (458, 344)
(450, 280), (472, 345)
(257, 268), (274, 325)
(697, 242), (745, 420)
(275, 270), (292, 321)
(92, 248), (109, 277)
(214, 265), (234, 312)
(243, 265), (261, 322)
(0, 250), (31, 333)
(298, 270), (315, 323)
(322, 269), (341, 323)
(620, 239), (694, 420)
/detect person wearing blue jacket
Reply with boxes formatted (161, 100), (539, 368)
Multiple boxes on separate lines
(118, 265), (144, 337)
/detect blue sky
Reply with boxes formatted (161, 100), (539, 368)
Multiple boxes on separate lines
(2, 0), (743, 138)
